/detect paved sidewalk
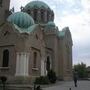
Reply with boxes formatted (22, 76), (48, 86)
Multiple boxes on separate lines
(43, 80), (90, 90)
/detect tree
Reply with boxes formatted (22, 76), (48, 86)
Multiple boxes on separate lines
(73, 62), (88, 79)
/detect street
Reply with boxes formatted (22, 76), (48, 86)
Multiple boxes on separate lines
(43, 80), (90, 90)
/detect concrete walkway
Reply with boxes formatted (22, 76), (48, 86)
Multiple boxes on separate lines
(43, 80), (90, 90)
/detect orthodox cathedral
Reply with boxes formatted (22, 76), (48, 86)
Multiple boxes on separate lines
(0, 0), (73, 85)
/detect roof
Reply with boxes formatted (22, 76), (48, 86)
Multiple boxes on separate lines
(13, 24), (38, 33)
(7, 12), (34, 28)
(25, 1), (50, 10)
(57, 27), (70, 37)
(47, 21), (55, 27)
(57, 31), (65, 37)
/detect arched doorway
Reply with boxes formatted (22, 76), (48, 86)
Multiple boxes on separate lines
(46, 56), (50, 72)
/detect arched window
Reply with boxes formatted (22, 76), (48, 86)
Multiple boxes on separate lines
(51, 11), (54, 21)
(66, 45), (70, 69)
(41, 9), (44, 22)
(27, 9), (31, 14)
(47, 11), (50, 21)
(33, 9), (37, 21)
(2, 49), (9, 67)
(33, 52), (37, 68)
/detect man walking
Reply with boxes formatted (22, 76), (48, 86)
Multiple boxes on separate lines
(73, 71), (78, 87)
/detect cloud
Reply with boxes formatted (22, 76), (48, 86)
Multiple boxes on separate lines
(81, 0), (90, 9)
(54, 0), (90, 66)
(10, 0), (32, 11)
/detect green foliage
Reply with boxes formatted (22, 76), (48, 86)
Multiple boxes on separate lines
(47, 70), (57, 83)
(73, 62), (88, 79)
(34, 76), (49, 85)
(34, 70), (57, 85)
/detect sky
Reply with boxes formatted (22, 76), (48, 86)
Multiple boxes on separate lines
(10, 0), (90, 66)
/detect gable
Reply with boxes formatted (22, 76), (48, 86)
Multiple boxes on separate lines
(29, 25), (44, 42)
(25, 25), (46, 50)
(0, 22), (21, 46)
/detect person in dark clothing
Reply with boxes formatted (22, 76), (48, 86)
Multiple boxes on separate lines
(73, 71), (78, 87)
(36, 85), (42, 90)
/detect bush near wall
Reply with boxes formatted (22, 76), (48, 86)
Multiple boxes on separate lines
(47, 70), (57, 83)
(34, 76), (49, 85)
(34, 70), (57, 85)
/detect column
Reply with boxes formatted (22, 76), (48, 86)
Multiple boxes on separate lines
(44, 10), (47, 22)
(15, 52), (20, 75)
(41, 59), (45, 76)
(15, 52), (29, 76)
(37, 10), (41, 23)
(31, 10), (34, 19)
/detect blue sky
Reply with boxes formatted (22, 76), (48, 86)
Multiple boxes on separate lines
(10, 0), (90, 66)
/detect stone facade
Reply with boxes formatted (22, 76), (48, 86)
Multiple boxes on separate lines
(0, 0), (10, 25)
(0, 0), (73, 86)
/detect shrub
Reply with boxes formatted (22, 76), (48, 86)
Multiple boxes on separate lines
(34, 76), (49, 85)
(47, 70), (57, 83)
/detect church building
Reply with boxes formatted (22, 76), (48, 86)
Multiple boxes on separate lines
(0, 0), (73, 84)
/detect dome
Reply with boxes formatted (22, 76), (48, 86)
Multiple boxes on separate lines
(47, 21), (55, 27)
(45, 21), (56, 31)
(57, 31), (65, 37)
(7, 12), (34, 28)
(25, 1), (50, 10)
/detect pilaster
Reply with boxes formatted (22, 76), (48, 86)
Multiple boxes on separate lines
(15, 52), (29, 76)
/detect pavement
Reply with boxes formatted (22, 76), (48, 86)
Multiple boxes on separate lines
(43, 80), (90, 90)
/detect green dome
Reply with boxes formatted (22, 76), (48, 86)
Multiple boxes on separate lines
(7, 12), (34, 28)
(25, 1), (50, 10)
(57, 31), (65, 37)
(47, 21), (55, 27)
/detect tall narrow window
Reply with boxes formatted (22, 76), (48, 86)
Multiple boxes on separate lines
(0, 0), (2, 6)
(51, 11), (54, 21)
(2, 49), (9, 67)
(66, 45), (70, 70)
(33, 52), (37, 68)
(41, 9), (44, 22)
(46, 56), (50, 71)
(33, 9), (37, 21)
(47, 11), (50, 21)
